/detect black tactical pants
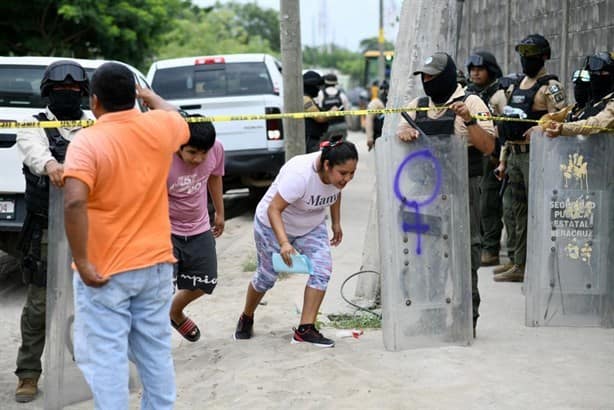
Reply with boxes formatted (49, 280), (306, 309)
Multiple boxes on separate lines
(480, 158), (503, 255)
(469, 176), (481, 324)
(15, 230), (47, 380)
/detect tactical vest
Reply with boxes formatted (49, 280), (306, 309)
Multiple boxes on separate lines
(578, 92), (614, 119)
(415, 96), (484, 177)
(499, 74), (558, 142)
(23, 112), (70, 219)
(321, 88), (345, 124)
(466, 81), (500, 111)
(566, 105), (590, 122)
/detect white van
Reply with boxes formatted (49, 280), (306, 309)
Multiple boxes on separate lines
(0, 57), (150, 257)
(147, 53), (285, 195)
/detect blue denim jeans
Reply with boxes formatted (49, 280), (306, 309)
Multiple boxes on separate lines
(73, 263), (175, 410)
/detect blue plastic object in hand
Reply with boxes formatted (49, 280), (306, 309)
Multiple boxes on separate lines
(272, 253), (313, 275)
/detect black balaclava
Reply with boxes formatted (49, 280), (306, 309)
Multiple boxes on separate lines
(48, 89), (83, 120)
(422, 55), (457, 104)
(520, 56), (544, 78)
(590, 73), (614, 101)
(304, 84), (320, 98)
(573, 82), (591, 108)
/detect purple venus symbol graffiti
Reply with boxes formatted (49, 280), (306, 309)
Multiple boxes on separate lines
(393, 148), (442, 255)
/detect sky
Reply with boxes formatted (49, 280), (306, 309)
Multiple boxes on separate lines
(193, 0), (402, 52)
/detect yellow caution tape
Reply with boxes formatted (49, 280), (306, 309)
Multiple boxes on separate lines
(0, 107), (430, 129)
(473, 113), (614, 133)
(0, 106), (612, 133)
(0, 119), (96, 129)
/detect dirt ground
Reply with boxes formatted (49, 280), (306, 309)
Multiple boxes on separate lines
(1, 131), (613, 410)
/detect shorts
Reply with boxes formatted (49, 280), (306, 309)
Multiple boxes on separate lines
(171, 230), (217, 294)
(251, 217), (332, 292)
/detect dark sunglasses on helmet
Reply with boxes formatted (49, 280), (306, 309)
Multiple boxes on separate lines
(571, 70), (590, 83)
(466, 55), (484, 68)
(515, 44), (544, 58)
(46, 63), (88, 83)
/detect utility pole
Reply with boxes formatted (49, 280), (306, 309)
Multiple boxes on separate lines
(280, 0), (305, 160)
(377, 0), (386, 83)
(454, 0), (465, 61)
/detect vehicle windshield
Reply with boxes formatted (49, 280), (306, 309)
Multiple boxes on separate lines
(0, 65), (96, 109)
(152, 62), (273, 99)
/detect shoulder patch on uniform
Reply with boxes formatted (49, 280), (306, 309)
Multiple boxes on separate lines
(477, 111), (491, 119)
(304, 100), (314, 110)
(548, 83), (565, 103)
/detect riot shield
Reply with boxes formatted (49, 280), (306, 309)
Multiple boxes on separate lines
(45, 187), (141, 408)
(526, 132), (614, 327)
(376, 118), (473, 351)
(45, 186), (92, 408)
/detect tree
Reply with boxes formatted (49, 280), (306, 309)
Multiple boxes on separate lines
(154, 3), (277, 61)
(0, 0), (185, 70)
(226, 2), (280, 53)
(359, 37), (395, 53)
(303, 45), (363, 86)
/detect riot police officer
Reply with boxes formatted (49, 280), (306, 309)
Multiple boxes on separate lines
(366, 79), (389, 151)
(545, 51), (614, 137)
(568, 60), (592, 121)
(14, 60), (89, 403)
(303, 71), (333, 153)
(494, 34), (566, 283)
(465, 51), (513, 269)
(397, 52), (496, 337)
(318, 73), (350, 141)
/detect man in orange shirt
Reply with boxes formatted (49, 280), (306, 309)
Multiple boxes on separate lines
(62, 62), (189, 409)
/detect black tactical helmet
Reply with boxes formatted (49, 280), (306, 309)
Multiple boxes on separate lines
(324, 73), (338, 86)
(466, 51), (503, 79)
(40, 60), (89, 97)
(587, 51), (614, 74)
(303, 70), (324, 87)
(515, 34), (551, 59)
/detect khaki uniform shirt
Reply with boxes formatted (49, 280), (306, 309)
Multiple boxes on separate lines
(397, 84), (496, 146)
(561, 95), (614, 136)
(16, 108), (88, 175)
(303, 95), (320, 113)
(489, 88), (507, 116)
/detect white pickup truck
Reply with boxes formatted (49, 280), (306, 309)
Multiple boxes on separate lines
(0, 57), (151, 257)
(146, 53), (285, 196)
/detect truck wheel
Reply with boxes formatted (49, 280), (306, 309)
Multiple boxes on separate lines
(0, 251), (20, 281)
(248, 186), (268, 202)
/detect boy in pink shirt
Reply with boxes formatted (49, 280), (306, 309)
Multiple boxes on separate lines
(167, 117), (225, 341)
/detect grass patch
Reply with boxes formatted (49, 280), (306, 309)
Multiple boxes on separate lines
(241, 255), (257, 272)
(327, 313), (382, 329)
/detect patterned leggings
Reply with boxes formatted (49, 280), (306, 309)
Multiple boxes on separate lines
(251, 217), (332, 292)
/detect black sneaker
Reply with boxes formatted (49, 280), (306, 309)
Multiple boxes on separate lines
(233, 313), (253, 340)
(291, 326), (335, 348)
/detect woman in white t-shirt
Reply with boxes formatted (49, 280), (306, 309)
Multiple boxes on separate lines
(233, 137), (358, 347)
